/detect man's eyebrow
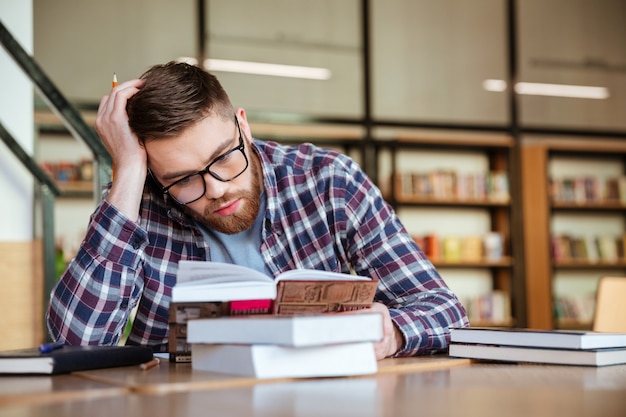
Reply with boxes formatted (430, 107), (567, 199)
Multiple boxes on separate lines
(160, 136), (234, 181)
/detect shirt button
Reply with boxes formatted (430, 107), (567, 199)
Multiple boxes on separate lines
(120, 299), (129, 309)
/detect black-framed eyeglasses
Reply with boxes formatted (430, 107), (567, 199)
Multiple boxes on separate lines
(155, 116), (249, 205)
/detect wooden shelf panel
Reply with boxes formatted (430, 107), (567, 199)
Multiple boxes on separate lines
(553, 260), (626, 269)
(524, 137), (626, 153)
(374, 128), (514, 149)
(555, 318), (593, 331)
(551, 201), (626, 211)
(56, 181), (94, 198)
(396, 196), (510, 207)
(468, 319), (515, 328)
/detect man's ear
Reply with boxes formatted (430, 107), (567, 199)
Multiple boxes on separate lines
(235, 107), (252, 140)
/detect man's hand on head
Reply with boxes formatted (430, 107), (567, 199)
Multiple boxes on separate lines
(96, 78), (149, 221)
(95, 78), (146, 171)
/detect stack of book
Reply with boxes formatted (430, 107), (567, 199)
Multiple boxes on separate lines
(169, 261), (378, 364)
(449, 327), (626, 366)
(187, 313), (382, 379)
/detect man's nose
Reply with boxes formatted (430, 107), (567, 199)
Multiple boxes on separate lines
(202, 173), (228, 200)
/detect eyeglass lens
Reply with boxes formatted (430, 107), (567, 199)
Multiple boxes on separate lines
(167, 144), (248, 204)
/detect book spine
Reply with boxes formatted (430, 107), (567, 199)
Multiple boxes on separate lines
(168, 300), (273, 362)
(168, 301), (229, 363)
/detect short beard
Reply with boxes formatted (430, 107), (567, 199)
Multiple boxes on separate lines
(186, 154), (263, 234)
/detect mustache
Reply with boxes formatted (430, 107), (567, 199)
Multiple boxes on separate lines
(205, 190), (253, 214)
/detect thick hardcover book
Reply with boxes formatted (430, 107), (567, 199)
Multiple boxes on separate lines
(167, 301), (229, 363)
(449, 343), (626, 367)
(449, 327), (626, 350)
(173, 261), (378, 313)
(167, 300), (275, 363)
(186, 313), (383, 347)
(0, 345), (154, 375)
(191, 341), (378, 379)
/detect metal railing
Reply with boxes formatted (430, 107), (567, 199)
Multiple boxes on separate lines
(0, 19), (112, 331)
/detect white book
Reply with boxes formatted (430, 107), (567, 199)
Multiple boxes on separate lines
(191, 342), (378, 379)
(450, 327), (626, 350)
(186, 313), (383, 347)
(172, 261), (376, 307)
(449, 343), (626, 367)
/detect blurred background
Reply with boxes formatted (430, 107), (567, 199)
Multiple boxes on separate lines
(1, 0), (625, 348)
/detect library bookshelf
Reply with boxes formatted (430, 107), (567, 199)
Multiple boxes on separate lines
(377, 130), (519, 327)
(521, 137), (626, 330)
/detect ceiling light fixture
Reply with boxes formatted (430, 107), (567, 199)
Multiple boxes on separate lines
(483, 79), (610, 99)
(175, 57), (331, 80)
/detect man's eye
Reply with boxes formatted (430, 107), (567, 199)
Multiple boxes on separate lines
(175, 176), (194, 187)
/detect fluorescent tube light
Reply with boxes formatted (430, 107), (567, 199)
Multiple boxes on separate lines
(482, 79), (507, 92)
(515, 82), (609, 99)
(176, 57), (331, 80)
(483, 79), (610, 99)
(174, 56), (331, 80)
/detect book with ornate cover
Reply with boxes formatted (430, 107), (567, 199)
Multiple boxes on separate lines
(168, 261), (378, 362)
(172, 261), (378, 312)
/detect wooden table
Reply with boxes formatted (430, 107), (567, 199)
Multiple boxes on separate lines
(2, 355), (625, 417)
(0, 373), (127, 408)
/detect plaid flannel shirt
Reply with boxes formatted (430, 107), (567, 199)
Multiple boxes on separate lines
(47, 140), (469, 356)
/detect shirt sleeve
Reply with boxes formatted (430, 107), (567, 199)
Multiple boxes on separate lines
(339, 157), (470, 356)
(46, 199), (148, 345)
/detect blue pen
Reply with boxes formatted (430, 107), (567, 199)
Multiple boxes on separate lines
(39, 340), (65, 354)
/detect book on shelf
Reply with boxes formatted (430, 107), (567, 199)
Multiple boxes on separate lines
(551, 234), (626, 264)
(464, 291), (511, 325)
(448, 343), (626, 367)
(553, 294), (596, 326)
(460, 235), (483, 262)
(550, 175), (626, 205)
(442, 236), (462, 262)
(168, 261), (378, 363)
(191, 341), (378, 379)
(186, 313), (383, 347)
(395, 169), (509, 202)
(449, 327), (626, 350)
(0, 345), (154, 375)
(412, 233), (504, 263)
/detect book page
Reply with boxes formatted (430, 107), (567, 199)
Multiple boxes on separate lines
(177, 261), (274, 285)
(276, 270), (372, 282)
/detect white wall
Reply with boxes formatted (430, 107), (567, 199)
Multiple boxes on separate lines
(0, 0), (34, 241)
(518, 0), (626, 131)
(32, 0), (197, 102)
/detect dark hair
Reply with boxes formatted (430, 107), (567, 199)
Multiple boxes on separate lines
(126, 61), (234, 142)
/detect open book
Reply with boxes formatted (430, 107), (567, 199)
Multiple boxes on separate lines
(172, 261), (378, 315)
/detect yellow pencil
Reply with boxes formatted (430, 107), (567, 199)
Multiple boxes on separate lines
(112, 72), (118, 88)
